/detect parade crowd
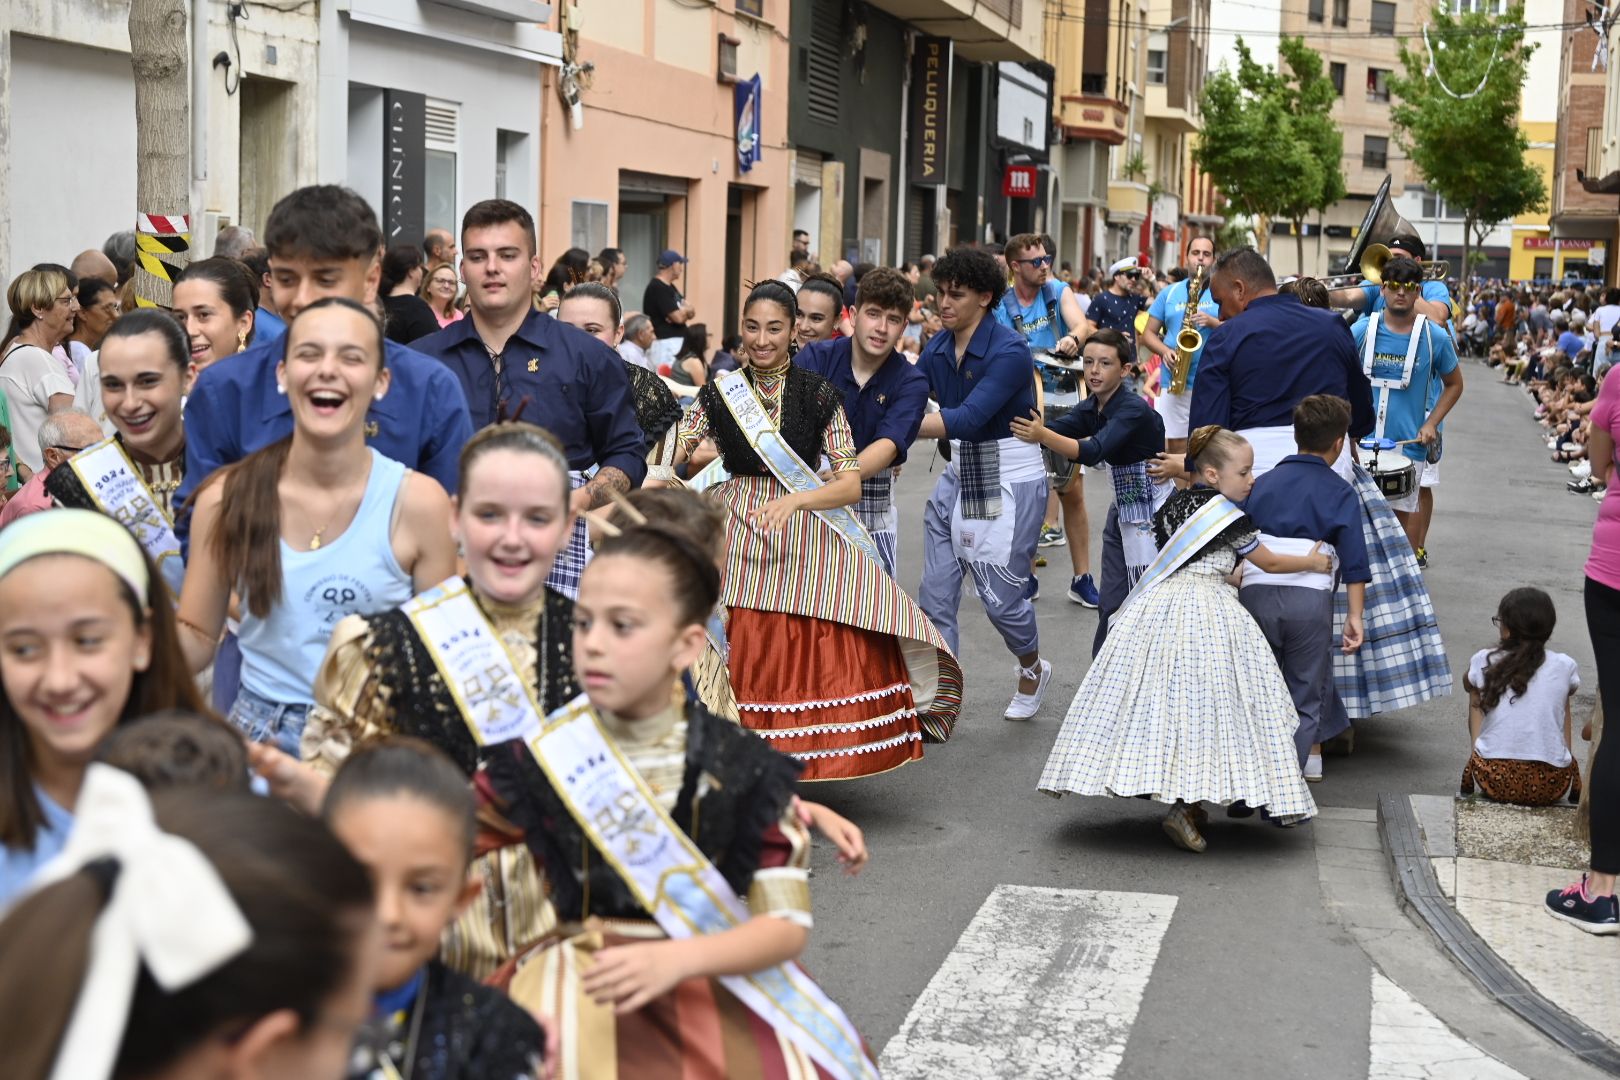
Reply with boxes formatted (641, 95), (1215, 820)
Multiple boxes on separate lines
(0, 182), (1615, 1080)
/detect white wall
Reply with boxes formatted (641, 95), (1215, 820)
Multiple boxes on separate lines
(1520, 0), (1562, 125)
(346, 23), (543, 225)
(10, 35), (137, 272)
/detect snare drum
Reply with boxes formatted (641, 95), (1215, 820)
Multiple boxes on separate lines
(1368, 453), (1417, 500)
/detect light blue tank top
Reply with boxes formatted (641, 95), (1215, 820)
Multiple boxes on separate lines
(238, 449), (414, 705)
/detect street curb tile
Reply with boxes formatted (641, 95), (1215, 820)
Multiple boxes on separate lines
(1377, 792), (1620, 1075)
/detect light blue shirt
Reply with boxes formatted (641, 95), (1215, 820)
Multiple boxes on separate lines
(1352, 316), (1459, 463)
(1148, 277), (1221, 388)
(0, 786), (73, 910)
(992, 280), (1070, 352)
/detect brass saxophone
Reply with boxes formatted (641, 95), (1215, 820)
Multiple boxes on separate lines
(1169, 267), (1204, 395)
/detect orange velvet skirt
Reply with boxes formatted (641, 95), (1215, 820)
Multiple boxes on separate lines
(728, 606), (924, 780)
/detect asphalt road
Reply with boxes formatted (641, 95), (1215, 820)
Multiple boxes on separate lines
(798, 362), (1601, 1079)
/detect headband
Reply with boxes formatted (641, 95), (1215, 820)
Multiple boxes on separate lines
(0, 509), (150, 598)
(30, 764), (253, 1080)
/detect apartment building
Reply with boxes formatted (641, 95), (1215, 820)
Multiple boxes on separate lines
(1547, 0), (1616, 283)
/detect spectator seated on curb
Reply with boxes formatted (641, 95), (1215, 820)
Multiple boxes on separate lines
(1462, 587), (1583, 807)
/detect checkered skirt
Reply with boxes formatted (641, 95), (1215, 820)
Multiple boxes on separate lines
(1331, 466), (1452, 717)
(1039, 550), (1317, 822)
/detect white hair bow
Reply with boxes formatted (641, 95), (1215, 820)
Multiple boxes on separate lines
(29, 764), (254, 1080)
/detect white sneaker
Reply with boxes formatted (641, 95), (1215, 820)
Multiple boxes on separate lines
(1005, 659), (1052, 720)
(1304, 754), (1324, 782)
(1571, 462), (1592, 479)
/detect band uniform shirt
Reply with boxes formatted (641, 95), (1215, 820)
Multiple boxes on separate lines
(1351, 315), (1459, 464)
(1189, 292), (1374, 440)
(993, 280), (1070, 352)
(917, 315), (1037, 444)
(1243, 453), (1371, 584)
(795, 338), (930, 465)
(1045, 387), (1166, 469)
(413, 308), (647, 485)
(178, 336), (475, 544)
(1148, 277), (1222, 388)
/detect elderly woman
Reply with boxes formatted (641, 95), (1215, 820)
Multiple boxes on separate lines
(1, 268), (79, 480)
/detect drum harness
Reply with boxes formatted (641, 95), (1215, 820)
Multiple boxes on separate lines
(1361, 311), (1436, 469)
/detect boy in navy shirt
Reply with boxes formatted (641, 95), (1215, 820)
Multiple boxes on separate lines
(796, 268), (930, 578)
(1011, 328), (1168, 656)
(1240, 395), (1369, 782)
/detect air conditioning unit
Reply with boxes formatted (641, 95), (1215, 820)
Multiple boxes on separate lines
(199, 211), (232, 259)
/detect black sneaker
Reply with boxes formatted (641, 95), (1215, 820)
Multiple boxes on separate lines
(1570, 477), (1598, 494)
(1545, 875), (1620, 935)
(1416, 547), (1429, 569)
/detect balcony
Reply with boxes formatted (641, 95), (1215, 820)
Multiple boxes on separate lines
(1145, 85), (1197, 134)
(1059, 91), (1129, 146)
(864, 0), (1041, 61)
(1108, 180), (1150, 223)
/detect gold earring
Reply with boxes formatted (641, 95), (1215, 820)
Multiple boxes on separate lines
(237, 331), (248, 352)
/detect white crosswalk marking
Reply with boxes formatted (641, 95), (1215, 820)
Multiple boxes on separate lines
(879, 885), (1177, 1079)
(1368, 971), (1527, 1080)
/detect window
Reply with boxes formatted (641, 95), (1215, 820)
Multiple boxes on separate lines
(1309, 0), (1325, 21)
(1370, 1), (1396, 34)
(1081, 72), (1107, 95)
(1147, 49), (1167, 85)
(1367, 67), (1390, 103)
(803, 0), (841, 124)
(1333, 0), (1349, 25)
(571, 200), (608, 253)
(1330, 62), (1346, 95)
(1589, 126), (1603, 169)
(1363, 135), (1388, 169)
(424, 99), (458, 234)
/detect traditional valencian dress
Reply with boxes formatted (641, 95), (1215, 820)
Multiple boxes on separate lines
(46, 434), (185, 596)
(345, 959), (544, 1080)
(1038, 487), (1318, 823)
(681, 363), (961, 780)
(485, 697), (877, 1080)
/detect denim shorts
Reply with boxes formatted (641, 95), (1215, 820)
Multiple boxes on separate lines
(228, 687), (314, 759)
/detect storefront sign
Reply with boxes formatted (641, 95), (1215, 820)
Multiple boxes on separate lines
(735, 74), (762, 174)
(1523, 237), (1602, 250)
(383, 90), (426, 246)
(909, 37), (952, 186)
(1002, 166), (1036, 199)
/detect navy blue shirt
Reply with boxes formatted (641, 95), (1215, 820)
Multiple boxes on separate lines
(1046, 386), (1165, 467)
(795, 338), (930, 465)
(1243, 453), (1371, 584)
(177, 336), (474, 543)
(1089, 290), (1145, 341)
(412, 309), (647, 484)
(917, 314), (1037, 444)
(1189, 293), (1374, 439)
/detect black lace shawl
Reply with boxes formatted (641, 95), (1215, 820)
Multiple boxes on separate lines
(355, 589), (579, 777)
(43, 464), (94, 511)
(484, 703), (803, 920)
(348, 960), (543, 1080)
(697, 366), (844, 477)
(1153, 486), (1258, 554)
(624, 360), (683, 453)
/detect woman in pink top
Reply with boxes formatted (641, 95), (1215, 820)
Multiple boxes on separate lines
(1553, 367), (1620, 933)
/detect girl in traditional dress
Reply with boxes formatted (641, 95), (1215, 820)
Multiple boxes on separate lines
(0, 509), (209, 908)
(487, 511), (878, 1079)
(323, 738), (546, 1080)
(667, 279), (961, 779)
(177, 297), (457, 757)
(287, 425), (864, 980)
(47, 310), (189, 595)
(0, 774), (378, 1080)
(1039, 426), (1325, 852)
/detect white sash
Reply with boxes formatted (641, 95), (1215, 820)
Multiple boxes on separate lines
(1116, 493), (1245, 618)
(1240, 535), (1336, 591)
(530, 696), (878, 1080)
(67, 438), (184, 597)
(1361, 312), (1429, 443)
(403, 577), (545, 746)
(708, 369), (885, 565)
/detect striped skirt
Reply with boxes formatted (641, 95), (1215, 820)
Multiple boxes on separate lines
(1331, 466), (1452, 718)
(499, 918), (851, 1080)
(717, 476), (962, 780)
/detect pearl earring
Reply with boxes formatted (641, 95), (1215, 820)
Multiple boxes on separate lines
(374, 392), (384, 401)
(276, 382), (286, 395)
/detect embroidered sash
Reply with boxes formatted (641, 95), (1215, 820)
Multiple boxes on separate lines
(67, 438), (184, 597)
(1116, 493), (1245, 615)
(530, 695), (878, 1080)
(709, 369), (884, 564)
(403, 577), (546, 747)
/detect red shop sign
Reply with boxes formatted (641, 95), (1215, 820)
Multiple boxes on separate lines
(1003, 165), (1037, 199)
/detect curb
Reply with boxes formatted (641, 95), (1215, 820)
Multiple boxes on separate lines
(1377, 792), (1620, 1076)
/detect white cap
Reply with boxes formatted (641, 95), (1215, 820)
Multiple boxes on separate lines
(1108, 257), (1139, 277)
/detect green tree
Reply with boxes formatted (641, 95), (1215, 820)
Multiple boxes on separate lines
(1389, 5), (1546, 288)
(1197, 37), (1340, 264)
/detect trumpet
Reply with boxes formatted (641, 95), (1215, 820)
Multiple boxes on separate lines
(1318, 244), (1451, 290)
(1168, 267), (1204, 395)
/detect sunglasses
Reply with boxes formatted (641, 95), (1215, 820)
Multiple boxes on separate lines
(1383, 281), (1421, 295)
(1016, 255), (1054, 268)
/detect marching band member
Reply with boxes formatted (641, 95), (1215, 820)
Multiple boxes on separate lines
(992, 233), (1099, 607)
(795, 267), (931, 577)
(1327, 232), (1454, 329)
(1140, 236), (1222, 455)
(916, 247), (1053, 720)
